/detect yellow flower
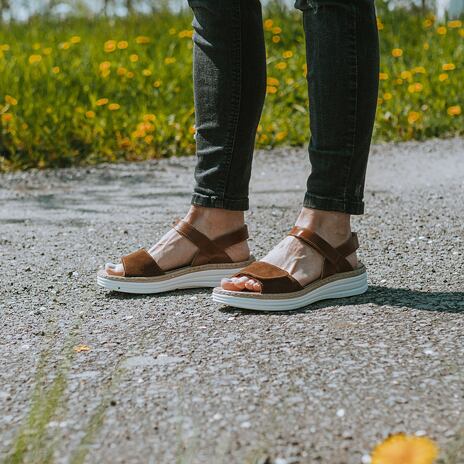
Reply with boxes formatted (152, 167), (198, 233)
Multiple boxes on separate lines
(101, 69), (110, 78)
(379, 72), (389, 80)
(303, 63), (308, 76)
(99, 61), (111, 71)
(169, 28), (177, 35)
(371, 434), (438, 464)
(5, 95), (18, 106)
(70, 36), (81, 44)
(442, 63), (455, 71)
(259, 133), (268, 143)
(400, 70), (412, 80)
(423, 42), (430, 50)
(1, 113), (12, 122)
(283, 50), (293, 59)
(144, 135), (154, 144)
(275, 62), (287, 70)
(266, 86), (277, 94)
(165, 57), (176, 64)
(32, 42), (41, 50)
(43, 47), (52, 55)
(74, 344), (91, 352)
(0, 44), (10, 51)
(267, 77), (280, 86)
(135, 36), (150, 44)
(104, 40), (117, 53)
(126, 71), (135, 78)
(447, 105), (461, 116)
(85, 111), (95, 119)
(412, 66), (426, 74)
(383, 92), (392, 100)
(275, 131), (287, 141)
(96, 98), (109, 106)
(395, 78), (403, 85)
(178, 30), (193, 39)
(28, 54), (42, 64)
(264, 19), (274, 30)
(460, 28), (464, 37)
(438, 73), (448, 81)
(52, 66), (60, 74)
(142, 69), (152, 77)
(60, 42), (70, 50)
(447, 20), (462, 28)
(153, 80), (161, 88)
(272, 35), (281, 43)
(117, 67), (127, 76)
(129, 54), (139, 62)
(436, 26), (447, 35)
(423, 19), (433, 28)
(143, 114), (156, 122)
(272, 26), (282, 34)
(391, 48), (403, 57)
(377, 18), (384, 30)
(377, 97), (383, 105)
(108, 103), (120, 111)
(408, 111), (421, 124)
(117, 40), (129, 49)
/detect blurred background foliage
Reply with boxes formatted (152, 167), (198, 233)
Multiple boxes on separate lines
(0, 0), (463, 171)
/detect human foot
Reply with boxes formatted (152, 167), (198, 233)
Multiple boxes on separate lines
(105, 206), (250, 276)
(221, 208), (358, 292)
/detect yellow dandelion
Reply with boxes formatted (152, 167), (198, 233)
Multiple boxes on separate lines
(371, 434), (438, 464)
(43, 47), (52, 55)
(264, 19), (274, 30)
(377, 18), (384, 30)
(32, 42), (41, 50)
(283, 50), (293, 59)
(436, 26), (447, 35)
(0, 44), (10, 51)
(423, 19), (433, 27)
(142, 69), (152, 77)
(395, 78), (404, 85)
(383, 92), (392, 100)
(74, 344), (91, 352)
(99, 61), (111, 71)
(60, 42), (70, 50)
(96, 98), (109, 106)
(100, 69), (110, 78)
(108, 103), (120, 111)
(1, 113), (12, 122)
(153, 80), (161, 88)
(117, 40), (129, 49)
(267, 77), (280, 86)
(52, 66), (60, 74)
(129, 54), (139, 62)
(135, 36), (150, 44)
(379, 72), (389, 80)
(400, 70), (412, 80)
(438, 73), (448, 81)
(104, 40), (117, 53)
(408, 111), (421, 124)
(70, 36), (81, 44)
(143, 114), (156, 122)
(447, 105), (461, 116)
(408, 83), (423, 93)
(272, 26), (282, 34)
(85, 111), (95, 119)
(259, 133), (268, 143)
(165, 57), (176, 64)
(178, 30), (193, 39)
(423, 42), (430, 50)
(391, 48), (403, 57)
(266, 85), (278, 94)
(132, 129), (145, 138)
(28, 54), (42, 64)
(119, 138), (131, 148)
(126, 71), (135, 78)
(5, 95), (18, 106)
(412, 66), (426, 74)
(442, 63), (455, 71)
(117, 67), (127, 76)
(275, 131), (287, 141)
(377, 97), (383, 105)
(286, 78), (294, 85)
(272, 35), (281, 43)
(275, 61), (287, 70)
(447, 20), (462, 28)
(144, 135), (154, 144)
(459, 28), (464, 37)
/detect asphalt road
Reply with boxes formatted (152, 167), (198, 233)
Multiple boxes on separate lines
(1, 138), (463, 464)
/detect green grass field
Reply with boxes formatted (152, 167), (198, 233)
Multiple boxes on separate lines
(0, 2), (463, 171)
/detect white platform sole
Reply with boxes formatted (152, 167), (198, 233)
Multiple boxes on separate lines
(212, 270), (368, 311)
(97, 264), (252, 295)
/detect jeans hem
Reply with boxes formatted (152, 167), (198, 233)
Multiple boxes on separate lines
(304, 193), (364, 215)
(191, 193), (249, 211)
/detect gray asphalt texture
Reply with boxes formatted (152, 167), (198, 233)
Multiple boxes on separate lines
(1, 138), (463, 464)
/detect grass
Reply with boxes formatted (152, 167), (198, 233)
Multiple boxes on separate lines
(0, 2), (463, 171)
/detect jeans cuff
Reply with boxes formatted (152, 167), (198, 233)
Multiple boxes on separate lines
(191, 193), (249, 211)
(304, 192), (364, 215)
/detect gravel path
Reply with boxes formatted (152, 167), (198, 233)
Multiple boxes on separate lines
(1, 138), (463, 464)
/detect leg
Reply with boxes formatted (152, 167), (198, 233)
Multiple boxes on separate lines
(106, 0), (266, 276)
(223, 0), (379, 292)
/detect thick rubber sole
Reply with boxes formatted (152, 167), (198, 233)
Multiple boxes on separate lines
(97, 261), (254, 294)
(212, 269), (368, 312)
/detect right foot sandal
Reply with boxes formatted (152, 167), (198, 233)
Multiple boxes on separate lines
(97, 220), (254, 294)
(212, 227), (368, 311)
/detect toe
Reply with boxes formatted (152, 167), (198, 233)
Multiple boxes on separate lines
(220, 276), (249, 291)
(244, 278), (261, 292)
(221, 278), (239, 291)
(105, 262), (124, 276)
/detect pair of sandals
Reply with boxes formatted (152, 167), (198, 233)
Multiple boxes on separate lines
(97, 219), (368, 311)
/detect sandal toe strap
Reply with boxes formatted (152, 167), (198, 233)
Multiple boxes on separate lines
(121, 249), (164, 277)
(233, 261), (303, 294)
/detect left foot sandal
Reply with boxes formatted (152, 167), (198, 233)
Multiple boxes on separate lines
(212, 226), (368, 311)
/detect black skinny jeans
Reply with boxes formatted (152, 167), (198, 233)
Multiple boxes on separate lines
(187, 0), (379, 214)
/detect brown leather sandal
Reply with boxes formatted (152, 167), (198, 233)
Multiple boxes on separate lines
(212, 226), (367, 311)
(97, 220), (254, 294)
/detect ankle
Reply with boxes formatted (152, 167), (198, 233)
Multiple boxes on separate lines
(296, 208), (352, 245)
(185, 206), (245, 238)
